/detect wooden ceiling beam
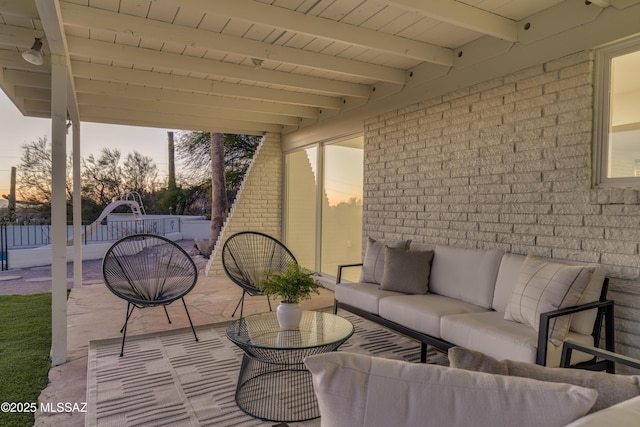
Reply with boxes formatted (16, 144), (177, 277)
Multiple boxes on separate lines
(387, 0), (518, 42)
(70, 61), (343, 110)
(76, 92), (301, 126)
(0, 23), (42, 49)
(23, 98), (50, 114)
(0, 1), (39, 19)
(79, 105), (282, 134)
(74, 78), (319, 119)
(60, 2), (406, 84)
(13, 85), (49, 100)
(587, 0), (611, 7)
(3, 69), (51, 88)
(66, 36), (371, 98)
(155, 0), (453, 66)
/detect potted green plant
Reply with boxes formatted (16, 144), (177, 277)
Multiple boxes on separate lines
(256, 263), (321, 329)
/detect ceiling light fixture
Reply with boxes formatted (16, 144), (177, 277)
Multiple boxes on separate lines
(22, 38), (44, 66)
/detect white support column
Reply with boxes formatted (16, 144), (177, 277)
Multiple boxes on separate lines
(50, 54), (68, 366)
(72, 121), (82, 288)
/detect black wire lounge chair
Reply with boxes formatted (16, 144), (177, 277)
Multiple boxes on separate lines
(102, 233), (199, 356)
(221, 231), (298, 318)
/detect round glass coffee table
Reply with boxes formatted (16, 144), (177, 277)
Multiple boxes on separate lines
(226, 310), (354, 422)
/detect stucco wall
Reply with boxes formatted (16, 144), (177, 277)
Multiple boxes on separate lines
(205, 132), (283, 276)
(283, 149), (317, 270)
(363, 51), (640, 360)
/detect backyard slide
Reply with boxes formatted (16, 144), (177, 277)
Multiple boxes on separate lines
(67, 200), (142, 245)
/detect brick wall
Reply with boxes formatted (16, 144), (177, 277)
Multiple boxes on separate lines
(363, 51), (640, 360)
(206, 132), (283, 276)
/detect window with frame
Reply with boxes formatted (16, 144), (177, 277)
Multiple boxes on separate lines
(284, 136), (363, 281)
(594, 36), (640, 187)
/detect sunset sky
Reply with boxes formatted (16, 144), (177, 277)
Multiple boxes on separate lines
(1, 90), (363, 209)
(0, 91), (173, 199)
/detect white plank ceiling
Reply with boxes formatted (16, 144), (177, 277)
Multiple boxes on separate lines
(0, 0), (632, 135)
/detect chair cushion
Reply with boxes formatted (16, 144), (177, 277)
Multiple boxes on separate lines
(359, 237), (410, 284)
(564, 395), (640, 427)
(429, 245), (503, 309)
(440, 311), (594, 367)
(379, 246), (434, 294)
(449, 346), (640, 413)
(304, 352), (598, 427)
(504, 254), (595, 345)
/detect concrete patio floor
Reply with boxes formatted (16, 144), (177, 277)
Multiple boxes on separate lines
(32, 263), (336, 426)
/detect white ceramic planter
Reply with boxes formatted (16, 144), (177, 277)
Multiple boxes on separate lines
(276, 302), (302, 330)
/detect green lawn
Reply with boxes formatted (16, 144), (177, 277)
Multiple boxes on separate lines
(0, 293), (52, 427)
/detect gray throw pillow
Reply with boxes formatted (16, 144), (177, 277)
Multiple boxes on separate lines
(359, 237), (410, 284)
(448, 346), (640, 413)
(380, 246), (434, 294)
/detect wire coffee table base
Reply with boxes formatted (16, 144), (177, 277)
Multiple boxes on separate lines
(235, 350), (324, 422)
(226, 311), (354, 423)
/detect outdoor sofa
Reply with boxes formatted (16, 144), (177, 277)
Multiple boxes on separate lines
(333, 238), (614, 367)
(304, 345), (640, 427)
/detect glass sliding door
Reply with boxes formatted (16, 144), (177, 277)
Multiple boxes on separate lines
(284, 147), (317, 271)
(285, 136), (363, 281)
(321, 137), (363, 281)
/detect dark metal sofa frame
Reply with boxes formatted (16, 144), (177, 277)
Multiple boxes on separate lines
(561, 340), (640, 373)
(334, 262), (614, 367)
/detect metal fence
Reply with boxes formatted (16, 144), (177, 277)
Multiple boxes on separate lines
(0, 217), (181, 249)
(1, 223), (7, 271)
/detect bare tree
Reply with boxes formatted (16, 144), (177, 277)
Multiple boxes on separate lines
(13, 137), (162, 222)
(81, 148), (123, 205)
(82, 148), (159, 205)
(17, 136), (72, 205)
(122, 151), (158, 194)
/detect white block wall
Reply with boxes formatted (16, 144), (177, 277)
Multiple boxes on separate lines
(363, 51), (640, 360)
(206, 132), (283, 276)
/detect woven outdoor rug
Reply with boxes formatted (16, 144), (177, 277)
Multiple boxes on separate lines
(87, 310), (449, 427)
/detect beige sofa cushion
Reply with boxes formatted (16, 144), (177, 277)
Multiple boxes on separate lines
(449, 346), (640, 413)
(440, 311), (594, 367)
(565, 395), (640, 427)
(334, 282), (401, 315)
(430, 245), (503, 309)
(571, 264), (607, 335)
(304, 352), (598, 427)
(492, 252), (526, 312)
(380, 246), (434, 294)
(379, 294), (487, 338)
(494, 253), (607, 335)
(359, 237), (410, 284)
(504, 254), (595, 345)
